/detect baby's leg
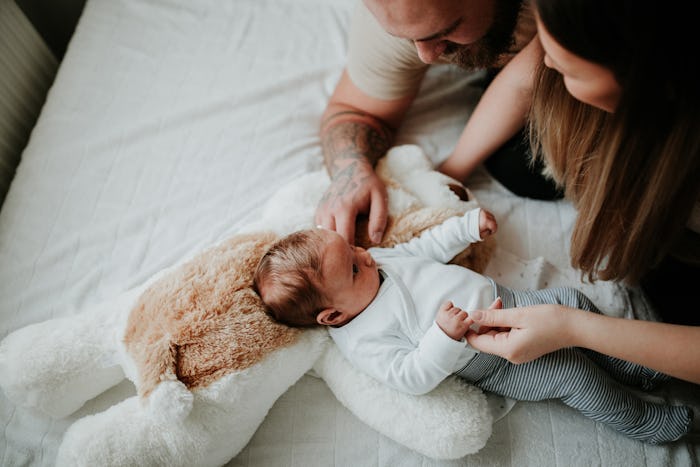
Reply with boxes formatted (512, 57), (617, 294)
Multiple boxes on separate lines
(579, 349), (670, 391)
(467, 348), (691, 444)
(506, 286), (669, 390)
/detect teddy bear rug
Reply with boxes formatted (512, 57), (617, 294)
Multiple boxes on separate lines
(0, 145), (503, 466)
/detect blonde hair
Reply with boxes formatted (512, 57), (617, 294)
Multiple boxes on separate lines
(253, 229), (328, 326)
(529, 63), (700, 282)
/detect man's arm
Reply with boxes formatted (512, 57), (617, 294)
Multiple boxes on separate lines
(316, 70), (416, 244)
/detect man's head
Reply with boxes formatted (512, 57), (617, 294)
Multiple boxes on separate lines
(254, 228), (380, 328)
(364, 0), (523, 68)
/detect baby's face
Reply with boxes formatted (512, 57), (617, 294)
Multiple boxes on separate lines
(318, 229), (381, 324)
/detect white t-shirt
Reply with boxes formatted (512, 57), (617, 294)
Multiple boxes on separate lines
(329, 208), (496, 395)
(346, 1), (537, 100)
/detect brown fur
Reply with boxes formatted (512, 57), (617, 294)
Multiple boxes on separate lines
(124, 232), (300, 396)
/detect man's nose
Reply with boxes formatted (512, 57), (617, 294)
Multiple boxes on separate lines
(414, 40), (447, 64)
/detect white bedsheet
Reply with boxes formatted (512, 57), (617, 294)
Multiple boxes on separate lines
(0, 0), (697, 466)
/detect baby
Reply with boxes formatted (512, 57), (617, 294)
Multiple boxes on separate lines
(254, 208), (693, 444)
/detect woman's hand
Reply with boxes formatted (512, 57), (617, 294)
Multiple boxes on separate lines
(466, 304), (577, 363)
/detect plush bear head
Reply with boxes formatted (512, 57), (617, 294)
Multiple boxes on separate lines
(122, 231), (298, 398)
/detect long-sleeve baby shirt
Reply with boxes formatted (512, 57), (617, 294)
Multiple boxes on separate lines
(329, 208), (497, 395)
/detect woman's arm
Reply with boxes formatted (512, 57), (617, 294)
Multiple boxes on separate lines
(438, 37), (543, 183)
(466, 304), (700, 384)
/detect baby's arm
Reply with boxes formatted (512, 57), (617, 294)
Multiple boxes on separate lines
(389, 208), (497, 263)
(333, 322), (469, 395)
(435, 301), (473, 341)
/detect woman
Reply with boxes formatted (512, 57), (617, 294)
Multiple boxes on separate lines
(529, 0), (699, 317)
(465, 0), (700, 384)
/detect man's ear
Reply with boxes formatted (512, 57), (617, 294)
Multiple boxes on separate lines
(316, 307), (346, 326)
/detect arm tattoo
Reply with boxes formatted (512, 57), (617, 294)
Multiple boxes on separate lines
(317, 161), (370, 206)
(320, 110), (393, 177)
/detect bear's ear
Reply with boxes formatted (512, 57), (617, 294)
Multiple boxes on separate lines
(447, 183), (471, 201)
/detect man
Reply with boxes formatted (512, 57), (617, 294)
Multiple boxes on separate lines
(315, 0), (556, 245)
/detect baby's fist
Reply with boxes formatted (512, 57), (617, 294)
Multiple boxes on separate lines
(436, 301), (472, 341)
(479, 209), (497, 239)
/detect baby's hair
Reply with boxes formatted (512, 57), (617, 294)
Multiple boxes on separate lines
(253, 229), (328, 326)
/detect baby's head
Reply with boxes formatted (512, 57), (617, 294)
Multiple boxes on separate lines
(254, 227), (381, 327)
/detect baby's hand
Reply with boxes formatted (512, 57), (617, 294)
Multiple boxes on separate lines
(479, 209), (497, 239)
(436, 301), (472, 341)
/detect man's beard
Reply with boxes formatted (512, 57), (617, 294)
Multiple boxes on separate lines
(441, 0), (523, 69)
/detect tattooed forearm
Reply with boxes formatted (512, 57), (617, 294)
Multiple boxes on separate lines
(320, 110), (393, 177)
(317, 161), (370, 206)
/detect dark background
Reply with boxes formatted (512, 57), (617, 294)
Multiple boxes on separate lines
(16, 0), (87, 60)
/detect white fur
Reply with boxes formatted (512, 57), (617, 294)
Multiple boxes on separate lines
(148, 380), (194, 423)
(314, 344), (492, 459)
(0, 288), (141, 418)
(55, 329), (329, 467)
(383, 145), (473, 211)
(0, 145), (493, 465)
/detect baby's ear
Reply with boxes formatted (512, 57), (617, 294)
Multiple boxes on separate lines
(316, 308), (344, 326)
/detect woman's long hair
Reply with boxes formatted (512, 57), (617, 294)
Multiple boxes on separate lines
(529, 0), (700, 283)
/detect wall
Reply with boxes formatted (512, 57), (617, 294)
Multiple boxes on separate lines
(0, 0), (65, 205)
(15, 0), (86, 59)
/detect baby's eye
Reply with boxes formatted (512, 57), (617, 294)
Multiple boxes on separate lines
(352, 263), (359, 275)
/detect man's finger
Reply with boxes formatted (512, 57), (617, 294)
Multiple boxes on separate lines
(368, 189), (388, 244)
(314, 208), (332, 231)
(335, 212), (356, 245)
(316, 216), (335, 236)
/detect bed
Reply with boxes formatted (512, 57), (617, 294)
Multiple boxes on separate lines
(1, 0), (698, 466)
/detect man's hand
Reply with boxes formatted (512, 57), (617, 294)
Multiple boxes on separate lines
(315, 158), (388, 244)
(317, 101), (394, 245)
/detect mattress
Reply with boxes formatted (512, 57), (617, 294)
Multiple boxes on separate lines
(0, 0), (697, 465)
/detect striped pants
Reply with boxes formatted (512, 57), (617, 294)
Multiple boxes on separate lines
(455, 285), (692, 444)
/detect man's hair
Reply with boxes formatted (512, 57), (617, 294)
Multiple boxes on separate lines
(253, 229), (328, 327)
